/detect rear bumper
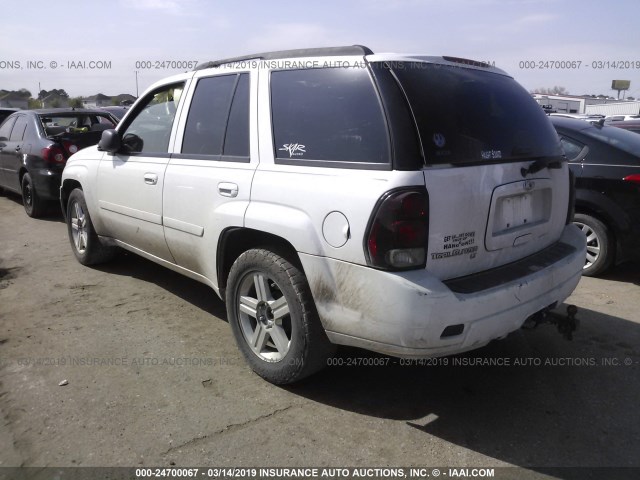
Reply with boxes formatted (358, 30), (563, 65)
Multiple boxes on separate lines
(31, 168), (62, 201)
(301, 224), (586, 358)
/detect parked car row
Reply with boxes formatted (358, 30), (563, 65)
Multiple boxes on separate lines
(0, 109), (118, 216)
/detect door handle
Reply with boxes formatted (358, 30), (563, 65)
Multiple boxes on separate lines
(218, 182), (238, 198)
(15, 146), (21, 152)
(144, 173), (158, 185)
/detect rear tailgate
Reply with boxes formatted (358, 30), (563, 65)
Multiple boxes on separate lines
(383, 58), (568, 280)
(424, 162), (569, 280)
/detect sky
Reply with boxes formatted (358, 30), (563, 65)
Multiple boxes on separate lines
(1, 0), (639, 99)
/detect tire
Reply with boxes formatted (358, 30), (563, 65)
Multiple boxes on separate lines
(66, 188), (116, 265)
(226, 249), (335, 384)
(21, 173), (45, 218)
(573, 213), (614, 276)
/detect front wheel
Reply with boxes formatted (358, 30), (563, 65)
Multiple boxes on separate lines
(66, 188), (116, 265)
(573, 213), (614, 276)
(226, 249), (335, 384)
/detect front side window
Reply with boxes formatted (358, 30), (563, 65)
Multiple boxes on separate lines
(271, 67), (390, 165)
(122, 83), (184, 154)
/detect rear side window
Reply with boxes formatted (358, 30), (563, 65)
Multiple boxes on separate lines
(223, 74), (250, 157)
(583, 125), (640, 157)
(181, 73), (250, 159)
(559, 137), (584, 161)
(389, 62), (562, 165)
(9, 116), (28, 141)
(270, 67), (390, 166)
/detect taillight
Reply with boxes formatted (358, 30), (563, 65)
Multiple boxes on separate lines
(623, 174), (640, 185)
(41, 145), (66, 164)
(365, 188), (429, 270)
(62, 140), (79, 155)
(566, 169), (576, 225)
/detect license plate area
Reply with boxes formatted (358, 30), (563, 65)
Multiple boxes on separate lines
(486, 179), (552, 251)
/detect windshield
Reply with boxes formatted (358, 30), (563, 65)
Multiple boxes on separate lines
(386, 62), (562, 165)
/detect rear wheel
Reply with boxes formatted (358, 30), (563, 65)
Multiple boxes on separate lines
(66, 188), (116, 265)
(21, 173), (45, 218)
(226, 249), (335, 384)
(573, 213), (614, 276)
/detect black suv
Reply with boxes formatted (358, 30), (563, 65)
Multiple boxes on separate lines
(551, 116), (640, 275)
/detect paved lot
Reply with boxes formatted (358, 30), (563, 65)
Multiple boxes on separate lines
(0, 192), (639, 476)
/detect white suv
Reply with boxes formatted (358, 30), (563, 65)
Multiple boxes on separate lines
(61, 46), (586, 384)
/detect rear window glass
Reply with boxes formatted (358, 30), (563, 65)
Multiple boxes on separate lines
(9, 116), (28, 141)
(583, 125), (640, 157)
(271, 67), (390, 165)
(388, 62), (562, 165)
(38, 113), (116, 136)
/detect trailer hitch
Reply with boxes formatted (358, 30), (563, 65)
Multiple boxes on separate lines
(522, 304), (579, 340)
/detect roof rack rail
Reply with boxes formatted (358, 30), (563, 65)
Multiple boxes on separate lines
(195, 45), (373, 70)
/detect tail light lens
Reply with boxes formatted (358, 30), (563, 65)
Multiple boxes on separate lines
(566, 169), (576, 224)
(623, 174), (640, 185)
(41, 145), (66, 164)
(365, 188), (429, 270)
(62, 140), (79, 156)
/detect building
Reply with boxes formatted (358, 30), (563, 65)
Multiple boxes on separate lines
(532, 94), (620, 114)
(42, 93), (70, 108)
(585, 101), (640, 116)
(0, 92), (28, 109)
(82, 93), (111, 108)
(82, 93), (136, 108)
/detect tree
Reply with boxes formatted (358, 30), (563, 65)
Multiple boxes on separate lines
(69, 97), (84, 108)
(534, 86), (569, 95)
(18, 88), (31, 98)
(38, 88), (69, 100)
(28, 98), (42, 109)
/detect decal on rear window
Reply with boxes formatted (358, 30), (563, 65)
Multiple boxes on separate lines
(433, 133), (446, 148)
(481, 150), (502, 160)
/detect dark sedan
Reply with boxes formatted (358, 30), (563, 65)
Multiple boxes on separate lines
(551, 116), (640, 275)
(0, 108), (117, 217)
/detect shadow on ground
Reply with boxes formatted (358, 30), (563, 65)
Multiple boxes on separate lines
(285, 306), (639, 475)
(94, 250), (227, 319)
(83, 245), (639, 476)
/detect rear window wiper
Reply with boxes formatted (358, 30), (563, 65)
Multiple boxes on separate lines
(521, 157), (564, 177)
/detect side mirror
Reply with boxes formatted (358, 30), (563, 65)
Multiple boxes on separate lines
(98, 129), (121, 153)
